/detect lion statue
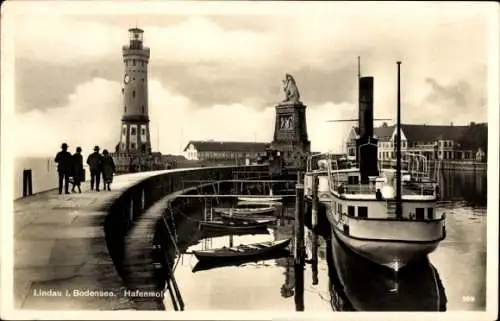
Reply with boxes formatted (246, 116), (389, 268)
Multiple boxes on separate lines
(282, 73), (301, 103)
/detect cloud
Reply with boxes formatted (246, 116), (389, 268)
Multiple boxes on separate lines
(8, 3), (493, 158)
(13, 78), (123, 157)
(13, 76), (357, 158)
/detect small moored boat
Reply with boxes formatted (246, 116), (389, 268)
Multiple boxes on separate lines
(218, 212), (276, 222)
(192, 238), (291, 263)
(214, 206), (275, 216)
(238, 196), (283, 202)
(199, 219), (275, 233)
(192, 249), (291, 273)
(199, 226), (270, 240)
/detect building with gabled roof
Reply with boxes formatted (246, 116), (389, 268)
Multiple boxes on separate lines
(346, 122), (487, 162)
(183, 140), (269, 165)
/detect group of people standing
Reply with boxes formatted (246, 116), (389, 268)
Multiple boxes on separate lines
(55, 143), (116, 195)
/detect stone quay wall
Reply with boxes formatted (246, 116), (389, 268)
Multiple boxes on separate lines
(103, 165), (268, 309)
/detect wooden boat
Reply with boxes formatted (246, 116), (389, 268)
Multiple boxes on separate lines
(214, 206), (275, 216)
(198, 226), (270, 240)
(191, 248), (291, 273)
(199, 219), (275, 233)
(238, 196), (283, 202)
(192, 238), (291, 263)
(238, 200), (283, 207)
(218, 212), (276, 222)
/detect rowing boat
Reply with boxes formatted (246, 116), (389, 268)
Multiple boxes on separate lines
(237, 200), (283, 207)
(238, 196), (283, 202)
(218, 212), (276, 222)
(198, 226), (270, 240)
(192, 238), (291, 263)
(213, 206), (275, 216)
(199, 219), (275, 233)
(191, 248), (291, 273)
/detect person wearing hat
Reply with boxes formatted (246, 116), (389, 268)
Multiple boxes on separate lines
(55, 142), (72, 194)
(100, 149), (116, 191)
(71, 146), (84, 193)
(86, 145), (103, 191)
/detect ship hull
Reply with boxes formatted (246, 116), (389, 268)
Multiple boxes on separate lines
(332, 225), (440, 271)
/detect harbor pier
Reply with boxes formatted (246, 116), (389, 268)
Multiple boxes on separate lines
(13, 165), (267, 310)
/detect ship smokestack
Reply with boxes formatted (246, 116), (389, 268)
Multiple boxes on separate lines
(356, 76), (379, 184)
(358, 77), (374, 138)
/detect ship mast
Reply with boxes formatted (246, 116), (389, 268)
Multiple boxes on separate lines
(395, 61), (402, 218)
(357, 56), (361, 81)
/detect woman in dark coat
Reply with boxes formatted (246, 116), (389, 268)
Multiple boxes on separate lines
(101, 149), (116, 191)
(71, 146), (84, 193)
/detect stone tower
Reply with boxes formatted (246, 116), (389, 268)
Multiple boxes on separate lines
(271, 74), (311, 170)
(118, 28), (151, 154)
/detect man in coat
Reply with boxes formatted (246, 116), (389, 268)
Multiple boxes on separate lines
(55, 142), (72, 194)
(86, 145), (102, 191)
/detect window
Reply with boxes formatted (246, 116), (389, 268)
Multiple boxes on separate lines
(122, 127), (126, 135)
(416, 208), (425, 220)
(333, 201), (337, 213)
(133, 90), (136, 98)
(358, 206), (368, 218)
(348, 206), (355, 217)
(131, 143), (136, 149)
(131, 127), (137, 135)
(142, 105), (144, 113)
(142, 78), (144, 82)
(141, 128), (145, 135)
(133, 59), (136, 66)
(124, 106), (127, 112)
(121, 143), (125, 150)
(427, 208), (434, 220)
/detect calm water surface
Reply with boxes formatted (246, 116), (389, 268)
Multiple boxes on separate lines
(161, 170), (487, 311)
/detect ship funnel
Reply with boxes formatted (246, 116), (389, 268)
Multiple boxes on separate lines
(358, 77), (374, 138)
(356, 76), (379, 184)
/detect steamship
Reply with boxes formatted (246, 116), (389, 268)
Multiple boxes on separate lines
(304, 61), (446, 271)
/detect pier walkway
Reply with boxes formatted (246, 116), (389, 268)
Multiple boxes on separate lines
(12, 165), (268, 311)
(13, 172), (168, 310)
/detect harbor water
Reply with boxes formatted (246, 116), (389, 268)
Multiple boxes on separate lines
(159, 169), (487, 311)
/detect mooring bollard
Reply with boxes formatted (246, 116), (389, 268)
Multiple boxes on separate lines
(294, 175), (305, 311)
(22, 169), (33, 197)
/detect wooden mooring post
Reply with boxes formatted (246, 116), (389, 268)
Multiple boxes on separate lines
(311, 174), (319, 285)
(22, 169), (33, 197)
(294, 174), (305, 311)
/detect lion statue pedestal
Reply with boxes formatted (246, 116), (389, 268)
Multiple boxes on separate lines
(271, 74), (311, 171)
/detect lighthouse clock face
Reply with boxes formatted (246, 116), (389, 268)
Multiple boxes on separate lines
(124, 74), (130, 84)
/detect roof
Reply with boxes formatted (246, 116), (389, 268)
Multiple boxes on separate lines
(183, 141), (269, 153)
(352, 123), (486, 149)
(352, 125), (394, 140)
(354, 123), (487, 142)
(399, 124), (468, 143)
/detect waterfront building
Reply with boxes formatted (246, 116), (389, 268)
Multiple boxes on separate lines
(183, 140), (269, 165)
(346, 122), (487, 162)
(111, 27), (169, 173)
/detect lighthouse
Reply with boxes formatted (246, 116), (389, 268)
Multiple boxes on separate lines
(118, 27), (151, 154)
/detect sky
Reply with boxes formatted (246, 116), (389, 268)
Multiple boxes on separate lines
(3, 1), (496, 157)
